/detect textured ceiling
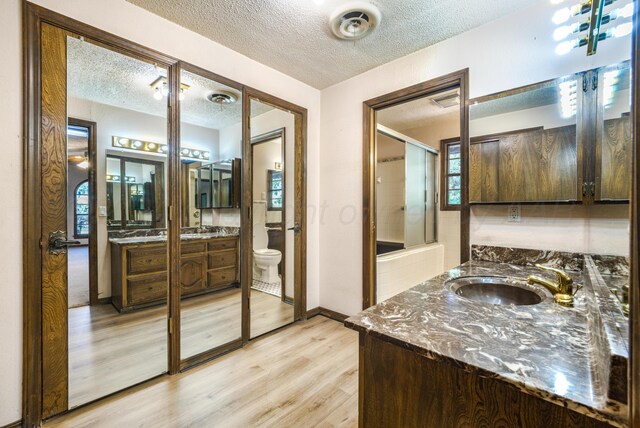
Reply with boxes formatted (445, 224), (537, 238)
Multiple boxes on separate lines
(68, 37), (270, 129)
(377, 88), (459, 131)
(126, 0), (541, 89)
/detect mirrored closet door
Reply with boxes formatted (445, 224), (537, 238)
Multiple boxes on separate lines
(66, 33), (170, 409)
(178, 68), (243, 362)
(248, 98), (299, 338)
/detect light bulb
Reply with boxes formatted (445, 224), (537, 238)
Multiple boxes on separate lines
(616, 3), (634, 19)
(181, 148), (190, 156)
(179, 88), (185, 101)
(554, 23), (578, 41)
(153, 88), (163, 100)
(133, 140), (143, 148)
(612, 22), (632, 38)
(161, 82), (169, 97)
(555, 40), (575, 55)
(147, 143), (156, 150)
(553, 7), (572, 25)
(118, 138), (129, 146)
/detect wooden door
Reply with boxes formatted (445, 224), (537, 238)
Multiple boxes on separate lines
(41, 23), (71, 418)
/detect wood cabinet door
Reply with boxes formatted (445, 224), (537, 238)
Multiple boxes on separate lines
(180, 254), (207, 294)
(598, 116), (632, 200)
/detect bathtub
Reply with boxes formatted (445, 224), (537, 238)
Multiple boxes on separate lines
(376, 243), (445, 302)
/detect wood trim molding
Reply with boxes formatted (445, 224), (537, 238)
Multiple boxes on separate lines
(362, 69), (470, 310)
(629, 2), (639, 426)
(305, 307), (350, 323)
(0, 420), (23, 428)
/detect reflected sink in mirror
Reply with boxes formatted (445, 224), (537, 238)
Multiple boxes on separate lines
(448, 276), (548, 306)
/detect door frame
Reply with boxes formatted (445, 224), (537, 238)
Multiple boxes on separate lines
(67, 117), (99, 306)
(362, 69), (470, 309)
(250, 128), (287, 302)
(242, 88), (308, 342)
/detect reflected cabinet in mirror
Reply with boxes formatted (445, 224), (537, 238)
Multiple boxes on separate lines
(469, 61), (631, 204)
(106, 155), (165, 229)
(193, 158), (241, 210)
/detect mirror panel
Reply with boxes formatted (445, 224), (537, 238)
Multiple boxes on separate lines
(469, 75), (580, 203)
(179, 69), (242, 360)
(67, 35), (168, 408)
(596, 62), (632, 201)
(249, 99), (295, 339)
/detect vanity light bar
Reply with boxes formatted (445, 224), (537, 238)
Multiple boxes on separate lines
(553, 0), (633, 56)
(111, 136), (210, 161)
(106, 175), (136, 183)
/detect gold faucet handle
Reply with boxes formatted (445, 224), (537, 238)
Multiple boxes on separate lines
(534, 264), (573, 286)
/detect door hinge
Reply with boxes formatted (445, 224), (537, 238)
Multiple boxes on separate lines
(592, 72), (598, 91)
(169, 317), (173, 335)
(582, 73), (589, 93)
(168, 205), (173, 222)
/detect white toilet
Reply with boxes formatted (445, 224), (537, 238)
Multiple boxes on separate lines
(253, 202), (282, 284)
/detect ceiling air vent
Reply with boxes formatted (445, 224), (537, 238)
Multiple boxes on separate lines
(330, 2), (381, 41)
(430, 92), (460, 109)
(207, 91), (238, 105)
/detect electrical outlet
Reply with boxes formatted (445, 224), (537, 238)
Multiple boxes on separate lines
(508, 205), (521, 222)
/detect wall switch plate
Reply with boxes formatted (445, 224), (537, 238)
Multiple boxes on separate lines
(99, 206), (107, 217)
(508, 205), (521, 222)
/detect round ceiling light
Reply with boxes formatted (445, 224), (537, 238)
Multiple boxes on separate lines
(330, 2), (381, 41)
(207, 91), (238, 105)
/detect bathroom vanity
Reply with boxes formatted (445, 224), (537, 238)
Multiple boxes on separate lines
(346, 247), (629, 428)
(109, 230), (240, 312)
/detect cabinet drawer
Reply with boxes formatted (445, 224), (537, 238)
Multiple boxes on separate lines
(208, 238), (237, 252)
(126, 246), (167, 275)
(208, 249), (236, 269)
(181, 241), (206, 255)
(208, 268), (237, 288)
(127, 273), (167, 305)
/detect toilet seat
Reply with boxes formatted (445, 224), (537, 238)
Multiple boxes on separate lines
(254, 248), (281, 257)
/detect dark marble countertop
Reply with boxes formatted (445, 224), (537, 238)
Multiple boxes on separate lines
(109, 230), (239, 245)
(345, 261), (627, 426)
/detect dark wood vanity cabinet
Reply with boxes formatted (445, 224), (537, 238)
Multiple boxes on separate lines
(111, 236), (239, 312)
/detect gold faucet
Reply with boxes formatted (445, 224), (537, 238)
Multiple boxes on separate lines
(527, 264), (580, 307)
(611, 283), (630, 317)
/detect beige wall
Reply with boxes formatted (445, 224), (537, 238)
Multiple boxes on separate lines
(318, 1), (631, 317)
(0, 0), (321, 424)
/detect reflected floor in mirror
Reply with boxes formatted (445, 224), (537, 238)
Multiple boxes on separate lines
(68, 246), (89, 309)
(250, 289), (294, 338)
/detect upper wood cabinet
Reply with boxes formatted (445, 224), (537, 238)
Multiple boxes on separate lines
(469, 61), (631, 205)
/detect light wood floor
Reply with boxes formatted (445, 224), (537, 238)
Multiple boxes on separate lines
(69, 288), (294, 408)
(50, 316), (358, 428)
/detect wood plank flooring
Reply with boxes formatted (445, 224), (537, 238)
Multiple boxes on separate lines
(69, 288), (294, 408)
(49, 316), (358, 428)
